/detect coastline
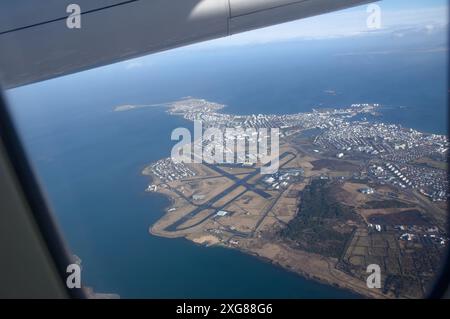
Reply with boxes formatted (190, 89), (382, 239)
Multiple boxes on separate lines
(146, 181), (387, 299)
(137, 98), (447, 299)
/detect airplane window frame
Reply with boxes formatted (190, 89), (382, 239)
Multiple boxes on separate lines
(0, 88), (86, 299)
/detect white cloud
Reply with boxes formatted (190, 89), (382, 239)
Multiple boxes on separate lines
(333, 46), (448, 57)
(124, 61), (144, 70)
(123, 57), (155, 70)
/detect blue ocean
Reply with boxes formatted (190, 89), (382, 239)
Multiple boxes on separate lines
(5, 28), (447, 297)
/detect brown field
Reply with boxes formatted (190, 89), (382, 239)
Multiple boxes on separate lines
(272, 197), (297, 218)
(413, 157), (447, 170)
(336, 182), (370, 207)
(227, 191), (272, 216)
(368, 209), (430, 226)
(175, 176), (234, 204)
(189, 233), (221, 246)
(212, 186), (247, 208)
(177, 209), (215, 229)
(358, 207), (420, 220)
(216, 210), (260, 233)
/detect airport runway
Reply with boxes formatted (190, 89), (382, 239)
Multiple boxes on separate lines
(165, 152), (296, 232)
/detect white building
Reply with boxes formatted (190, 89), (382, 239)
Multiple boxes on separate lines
(216, 210), (228, 217)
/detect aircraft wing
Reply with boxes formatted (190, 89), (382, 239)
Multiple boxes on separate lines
(0, 0), (375, 89)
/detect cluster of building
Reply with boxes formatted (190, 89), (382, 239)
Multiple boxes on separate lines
(359, 187), (375, 195)
(165, 99), (448, 199)
(315, 121), (447, 162)
(147, 158), (196, 183)
(201, 129), (263, 164)
(169, 99), (380, 133)
(312, 120), (448, 201)
(396, 225), (447, 247)
(168, 98), (225, 120)
(262, 168), (304, 190)
(369, 162), (448, 201)
(368, 223), (447, 247)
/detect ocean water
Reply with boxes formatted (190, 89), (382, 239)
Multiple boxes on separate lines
(5, 30), (447, 298)
(5, 101), (359, 298)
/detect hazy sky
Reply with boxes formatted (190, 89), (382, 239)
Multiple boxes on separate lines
(198, 0), (448, 47)
(119, 0), (448, 70)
